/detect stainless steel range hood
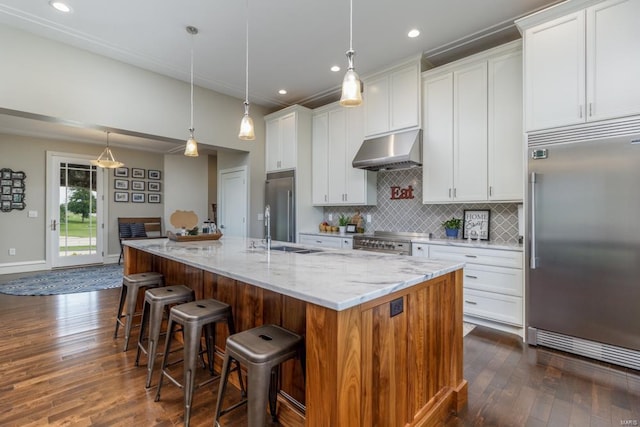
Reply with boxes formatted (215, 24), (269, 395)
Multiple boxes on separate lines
(352, 129), (422, 171)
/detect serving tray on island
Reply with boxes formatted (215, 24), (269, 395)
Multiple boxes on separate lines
(167, 231), (223, 242)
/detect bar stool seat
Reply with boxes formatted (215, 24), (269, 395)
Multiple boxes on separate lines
(214, 324), (304, 427)
(114, 272), (164, 352)
(135, 285), (195, 388)
(154, 299), (244, 427)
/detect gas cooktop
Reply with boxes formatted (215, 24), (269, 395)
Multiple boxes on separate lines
(352, 231), (431, 255)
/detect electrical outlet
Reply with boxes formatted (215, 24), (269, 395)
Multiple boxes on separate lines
(390, 297), (403, 317)
(28, 210), (38, 218)
(8, 248), (16, 256)
(366, 214), (372, 223)
(328, 214), (333, 221)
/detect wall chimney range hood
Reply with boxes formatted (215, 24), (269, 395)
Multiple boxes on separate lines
(352, 129), (422, 171)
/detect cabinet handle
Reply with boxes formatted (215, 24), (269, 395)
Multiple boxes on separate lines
(344, 194), (348, 202)
(464, 254), (477, 258)
(465, 274), (478, 279)
(464, 300), (478, 305)
(453, 188), (457, 198)
(448, 188), (452, 198)
(489, 186), (492, 197)
(416, 247), (423, 250)
(589, 103), (593, 117)
(324, 195), (327, 202)
(316, 240), (322, 244)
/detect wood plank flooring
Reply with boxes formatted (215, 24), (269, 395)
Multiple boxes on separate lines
(0, 285), (638, 426)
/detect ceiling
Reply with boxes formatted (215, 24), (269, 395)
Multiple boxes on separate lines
(0, 0), (559, 153)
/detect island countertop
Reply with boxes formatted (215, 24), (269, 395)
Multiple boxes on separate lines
(123, 236), (464, 311)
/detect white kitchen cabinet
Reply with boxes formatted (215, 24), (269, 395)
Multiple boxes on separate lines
(299, 233), (353, 249)
(414, 242), (524, 337)
(422, 41), (522, 203)
(363, 60), (421, 138)
(265, 106), (311, 172)
(519, 0), (640, 131)
(311, 103), (376, 206)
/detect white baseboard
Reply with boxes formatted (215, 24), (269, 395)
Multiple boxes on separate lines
(464, 315), (525, 340)
(0, 260), (49, 275)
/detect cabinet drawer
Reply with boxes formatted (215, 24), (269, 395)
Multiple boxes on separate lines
(463, 288), (522, 326)
(429, 245), (522, 268)
(341, 238), (353, 249)
(463, 265), (522, 297)
(299, 235), (342, 248)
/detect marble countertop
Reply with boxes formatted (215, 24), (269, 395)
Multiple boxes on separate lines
(124, 237), (464, 311)
(411, 237), (523, 251)
(299, 231), (361, 238)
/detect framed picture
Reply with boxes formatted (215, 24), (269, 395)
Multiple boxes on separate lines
(114, 179), (129, 190)
(463, 209), (491, 240)
(114, 167), (129, 177)
(148, 169), (161, 180)
(132, 193), (145, 203)
(345, 224), (357, 233)
(131, 168), (145, 178)
(131, 180), (145, 191)
(147, 182), (161, 192)
(1, 201), (10, 211)
(148, 194), (161, 204)
(114, 192), (129, 202)
(1, 170), (10, 179)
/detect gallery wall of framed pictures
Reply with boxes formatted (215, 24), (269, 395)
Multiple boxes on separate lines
(1, 168), (26, 212)
(113, 167), (162, 204)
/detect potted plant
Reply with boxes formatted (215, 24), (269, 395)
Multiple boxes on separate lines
(441, 217), (462, 239)
(338, 214), (351, 235)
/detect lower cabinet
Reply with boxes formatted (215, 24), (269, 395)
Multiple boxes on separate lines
(412, 242), (524, 337)
(299, 233), (353, 249)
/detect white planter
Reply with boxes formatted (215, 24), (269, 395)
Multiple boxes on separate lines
(339, 226), (346, 235)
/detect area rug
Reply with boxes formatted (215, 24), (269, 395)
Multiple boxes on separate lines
(0, 264), (123, 296)
(463, 322), (476, 337)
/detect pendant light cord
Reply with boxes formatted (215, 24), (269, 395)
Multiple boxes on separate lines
(245, 0), (249, 104)
(190, 32), (195, 131)
(349, 0), (353, 51)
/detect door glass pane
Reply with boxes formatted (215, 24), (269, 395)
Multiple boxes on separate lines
(59, 163), (98, 257)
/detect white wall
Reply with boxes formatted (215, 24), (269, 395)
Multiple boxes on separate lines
(163, 154), (209, 233)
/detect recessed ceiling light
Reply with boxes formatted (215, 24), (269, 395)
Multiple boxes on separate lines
(331, 65), (341, 72)
(408, 29), (420, 38)
(49, 1), (72, 13)
(278, 89), (287, 95)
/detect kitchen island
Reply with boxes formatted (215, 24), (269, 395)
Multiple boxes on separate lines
(123, 237), (467, 426)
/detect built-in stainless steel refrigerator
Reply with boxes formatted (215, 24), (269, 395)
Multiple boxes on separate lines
(527, 124), (640, 370)
(265, 170), (295, 242)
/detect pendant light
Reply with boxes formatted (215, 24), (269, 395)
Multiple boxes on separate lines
(184, 25), (199, 157)
(238, 0), (255, 140)
(339, 0), (362, 107)
(91, 131), (124, 169)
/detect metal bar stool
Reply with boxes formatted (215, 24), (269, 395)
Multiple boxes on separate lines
(135, 285), (195, 388)
(154, 299), (245, 427)
(214, 324), (304, 427)
(114, 272), (164, 352)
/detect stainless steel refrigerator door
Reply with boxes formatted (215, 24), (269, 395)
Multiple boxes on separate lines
(265, 172), (295, 242)
(529, 134), (640, 351)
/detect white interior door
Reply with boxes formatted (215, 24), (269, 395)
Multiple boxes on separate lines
(218, 167), (247, 238)
(49, 154), (104, 268)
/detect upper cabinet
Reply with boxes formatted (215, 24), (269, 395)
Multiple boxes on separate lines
(422, 41), (523, 204)
(265, 105), (312, 172)
(518, 0), (640, 132)
(363, 60), (421, 138)
(312, 103), (376, 206)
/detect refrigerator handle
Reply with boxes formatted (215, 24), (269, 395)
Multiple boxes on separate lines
(530, 172), (537, 269)
(287, 190), (292, 242)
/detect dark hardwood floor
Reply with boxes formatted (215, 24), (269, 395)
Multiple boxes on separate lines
(0, 284), (637, 426)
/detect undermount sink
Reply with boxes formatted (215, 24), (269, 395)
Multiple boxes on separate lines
(269, 245), (322, 254)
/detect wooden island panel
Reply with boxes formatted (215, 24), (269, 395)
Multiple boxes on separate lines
(124, 245), (466, 426)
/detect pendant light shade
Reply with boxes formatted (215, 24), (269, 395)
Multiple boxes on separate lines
(238, 0), (255, 140)
(91, 131), (124, 169)
(185, 26), (200, 157)
(339, 0), (362, 107)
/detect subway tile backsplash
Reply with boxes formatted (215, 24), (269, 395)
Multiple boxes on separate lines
(323, 168), (520, 244)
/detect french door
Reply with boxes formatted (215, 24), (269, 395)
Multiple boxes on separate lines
(49, 154), (104, 268)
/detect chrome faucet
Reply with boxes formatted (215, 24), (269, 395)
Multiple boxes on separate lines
(264, 204), (271, 250)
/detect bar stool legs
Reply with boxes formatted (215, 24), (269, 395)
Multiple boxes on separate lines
(154, 299), (245, 427)
(214, 324), (303, 427)
(114, 272), (164, 352)
(134, 285), (195, 388)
